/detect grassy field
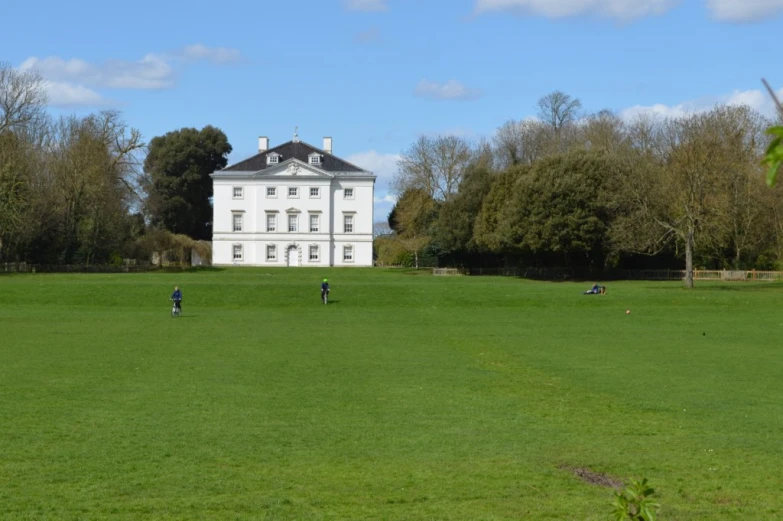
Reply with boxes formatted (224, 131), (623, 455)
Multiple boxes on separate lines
(0, 268), (781, 520)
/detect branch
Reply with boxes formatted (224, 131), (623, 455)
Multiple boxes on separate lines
(762, 78), (783, 119)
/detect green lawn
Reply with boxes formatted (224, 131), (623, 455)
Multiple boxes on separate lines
(0, 268), (781, 520)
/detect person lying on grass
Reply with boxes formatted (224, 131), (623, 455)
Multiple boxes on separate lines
(584, 284), (606, 295)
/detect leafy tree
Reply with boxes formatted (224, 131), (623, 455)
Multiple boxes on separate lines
(144, 126), (232, 240)
(761, 79), (783, 187)
(433, 163), (493, 258)
(498, 150), (625, 267)
(389, 188), (438, 268)
(611, 106), (752, 287)
(473, 164), (530, 254)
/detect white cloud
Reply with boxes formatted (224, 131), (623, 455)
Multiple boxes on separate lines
(20, 54), (175, 90)
(343, 0), (388, 11)
(414, 79), (483, 101)
(345, 150), (400, 190)
(474, 0), (676, 20)
(180, 44), (243, 64)
(619, 86), (783, 121)
(43, 81), (110, 108)
(18, 44), (243, 108)
(374, 194), (398, 204)
(706, 0), (783, 21)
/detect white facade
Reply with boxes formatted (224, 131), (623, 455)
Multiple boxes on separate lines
(210, 137), (375, 267)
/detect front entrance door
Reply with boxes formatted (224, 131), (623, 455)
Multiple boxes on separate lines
(287, 246), (299, 267)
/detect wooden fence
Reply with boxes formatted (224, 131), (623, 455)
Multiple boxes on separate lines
(448, 267), (783, 281)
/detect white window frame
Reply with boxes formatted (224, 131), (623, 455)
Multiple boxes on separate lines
(267, 153), (279, 165)
(288, 187), (299, 198)
(266, 244), (277, 261)
(310, 187), (320, 198)
(343, 245), (354, 262)
(232, 212), (243, 232)
(344, 188), (354, 199)
(266, 187), (277, 198)
(266, 213), (277, 232)
(310, 214), (320, 233)
(232, 186), (243, 199)
(343, 214), (354, 233)
(309, 245), (319, 262)
(288, 214), (298, 233)
(309, 154), (321, 165)
(232, 244), (243, 261)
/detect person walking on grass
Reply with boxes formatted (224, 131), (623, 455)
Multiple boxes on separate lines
(320, 278), (330, 304)
(171, 286), (183, 312)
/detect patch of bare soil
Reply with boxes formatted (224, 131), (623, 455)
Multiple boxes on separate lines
(559, 465), (624, 489)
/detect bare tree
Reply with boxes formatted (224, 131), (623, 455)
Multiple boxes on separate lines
(611, 106), (745, 288)
(537, 91), (582, 133)
(0, 62), (48, 135)
(393, 135), (473, 202)
(582, 110), (628, 153)
(493, 118), (551, 168)
(373, 220), (392, 238)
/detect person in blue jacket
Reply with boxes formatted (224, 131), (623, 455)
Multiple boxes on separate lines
(171, 286), (183, 312)
(320, 278), (330, 302)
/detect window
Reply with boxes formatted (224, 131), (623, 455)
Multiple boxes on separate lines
(288, 214), (298, 232)
(233, 187), (243, 199)
(309, 155), (321, 165)
(233, 213), (243, 232)
(288, 187), (298, 198)
(233, 244), (243, 261)
(310, 187), (320, 198)
(309, 245), (319, 261)
(266, 245), (277, 261)
(343, 245), (354, 262)
(266, 213), (276, 232)
(344, 188), (354, 199)
(267, 154), (279, 165)
(310, 214), (319, 233)
(343, 215), (354, 233)
(267, 187), (277, 198)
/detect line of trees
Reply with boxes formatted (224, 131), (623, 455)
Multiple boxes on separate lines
(378, 92), (783, 286)
(0, 62), (232, 265)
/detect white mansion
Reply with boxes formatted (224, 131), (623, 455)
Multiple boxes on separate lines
(210, 133), (376, 266)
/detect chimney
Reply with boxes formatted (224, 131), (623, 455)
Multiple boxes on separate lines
(323, 136), (332, 155)
(258, 136), (269, 152)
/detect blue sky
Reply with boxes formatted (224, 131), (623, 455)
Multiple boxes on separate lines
(4, 0), (783, 221)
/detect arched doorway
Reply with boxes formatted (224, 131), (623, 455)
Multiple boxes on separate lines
(285, 244), (301, 267)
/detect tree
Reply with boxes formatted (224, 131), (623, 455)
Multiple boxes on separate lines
(389, 188), (438, 268)
(537, 90), (582, 131)
(143, 126), (232, 240)
(611, 106), (749, 288)
(373, 220), (392, 238)
(0, 62), (48, 135)
(582, 110), (628, 154)
(495, 151), (625, 268)
(493, 118), (549, 168)
(432, 163), (493, 257)
(473, 165), (530, 254)
(47, 111), (144, 263)
(392, 135), (473, 202)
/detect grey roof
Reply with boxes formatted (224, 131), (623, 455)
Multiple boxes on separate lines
(222, 140), (368, 174)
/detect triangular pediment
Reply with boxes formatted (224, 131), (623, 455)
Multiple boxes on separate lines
(251, 159), (333, 179)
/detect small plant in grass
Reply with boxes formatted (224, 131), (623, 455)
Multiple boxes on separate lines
(611, 477), (660, 521)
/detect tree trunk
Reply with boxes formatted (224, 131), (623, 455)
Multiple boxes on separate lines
(685, 223), (695, 289)
(414, 250), (419, 269)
